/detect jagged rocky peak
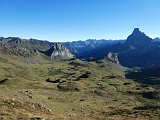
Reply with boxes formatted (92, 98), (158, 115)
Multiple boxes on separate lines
(125, 28), (152, 48)
(45, 43), (75, 60)
(106, 52), (119, 64)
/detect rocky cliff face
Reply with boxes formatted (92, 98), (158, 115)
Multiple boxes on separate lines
(45, 43), (75, 60)
(106, 52), (119, 64)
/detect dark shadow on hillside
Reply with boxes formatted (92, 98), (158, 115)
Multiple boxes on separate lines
(125, 67), (160, 86)
(0, 79), (8, 85)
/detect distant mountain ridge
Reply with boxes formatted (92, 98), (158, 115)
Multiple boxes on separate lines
(72, 28), (160, 68)
(0, 37), (125, 59)
(0, 28), (160, 67)
(0, 37), (53, 51)
(64, 39), (125, 54)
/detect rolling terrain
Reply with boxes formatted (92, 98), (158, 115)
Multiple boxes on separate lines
(0, 47), (160, 120)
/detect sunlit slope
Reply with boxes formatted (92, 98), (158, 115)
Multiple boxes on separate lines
(0, 54), (160, 120)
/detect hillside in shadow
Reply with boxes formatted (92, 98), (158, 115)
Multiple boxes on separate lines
(125, 67), (160, 86)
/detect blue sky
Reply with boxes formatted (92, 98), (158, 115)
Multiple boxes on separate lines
(0, 0), (160, 42)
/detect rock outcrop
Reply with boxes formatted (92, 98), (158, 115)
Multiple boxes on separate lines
(106, 52), (119, 64)
(45, 43), (75, 60)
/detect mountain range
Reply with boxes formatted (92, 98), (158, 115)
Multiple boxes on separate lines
(0, 28), (160, 68)
(68, 28), (160, 68)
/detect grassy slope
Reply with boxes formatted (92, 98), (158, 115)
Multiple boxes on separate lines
(0, 54), (160, 120)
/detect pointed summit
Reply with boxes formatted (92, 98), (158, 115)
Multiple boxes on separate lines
(125, 28), (152, 48)
(132, 28), (141, 35)
(134, 28), (139, 32)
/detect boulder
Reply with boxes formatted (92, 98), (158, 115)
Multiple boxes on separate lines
(76, 71), (91, 80)
(0, 79), (8, 84)
(57, 81), (79, 92)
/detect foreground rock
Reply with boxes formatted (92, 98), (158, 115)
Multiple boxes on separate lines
(76, 71), (91, 80)
(57, 81), (79, 92)
(0, 79), (8, 84)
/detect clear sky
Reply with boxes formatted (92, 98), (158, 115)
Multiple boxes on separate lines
(0, 0), (160, 42)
